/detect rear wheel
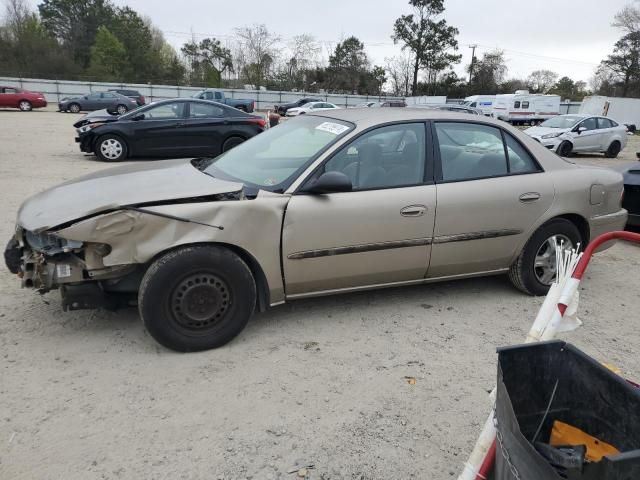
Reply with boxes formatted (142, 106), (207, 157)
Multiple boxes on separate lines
(69, 103), (81, 113)
(509, 219), (581, 296)
(18, 100), (32, 111)
(605, 141), (621, 158)
(115, 104), (128, 115)
(222, 136), (246, 152)
(557, 140), (573, 157)
(95, 134), (128, 162)
(139, 245), (256, 352)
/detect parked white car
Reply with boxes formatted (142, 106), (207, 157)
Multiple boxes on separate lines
(286, 101), (340, 117)
(524, 114), (628, 158)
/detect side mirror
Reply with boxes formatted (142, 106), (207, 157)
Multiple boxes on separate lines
(83, 96), (88, 100)
(576, 126), (587, 134)
(304, 171), (352, 194)
(131, 113), (145, 121)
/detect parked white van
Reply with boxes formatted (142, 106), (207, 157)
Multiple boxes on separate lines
(492, 91), (561, 125)
(463, 95), (496, 116)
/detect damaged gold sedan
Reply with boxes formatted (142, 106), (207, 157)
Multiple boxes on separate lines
(4, 110), (627, 351)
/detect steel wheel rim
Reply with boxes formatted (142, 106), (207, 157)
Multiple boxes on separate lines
(170, 273), (231, 331)
(100, 138), (123, 160)
(19, 101), (30, 111)
(534, 234), (573, 285)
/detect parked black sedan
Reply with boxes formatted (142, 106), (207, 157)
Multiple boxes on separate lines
(621, 159), (640, 228)
(75, 99), (266, 162)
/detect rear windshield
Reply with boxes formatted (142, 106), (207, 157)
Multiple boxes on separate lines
(203, 116), (353, 191)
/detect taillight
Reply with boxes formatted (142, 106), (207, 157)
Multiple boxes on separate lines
(249, 117), (266, 128)
(139, 96), (145, 104)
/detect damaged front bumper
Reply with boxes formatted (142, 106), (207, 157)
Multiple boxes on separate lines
(5, 227), (138, 310)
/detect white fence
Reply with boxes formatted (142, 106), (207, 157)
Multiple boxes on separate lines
(0, 76), (404, 110)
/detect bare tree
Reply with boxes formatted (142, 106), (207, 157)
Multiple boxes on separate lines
(527, 69), (559, 93)
(234, 24), (280, 88)
(613, 1), (640, 34)
(385, 53), (414, 96)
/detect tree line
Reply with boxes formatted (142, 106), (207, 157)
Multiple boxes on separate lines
(0, 0), (638, 100)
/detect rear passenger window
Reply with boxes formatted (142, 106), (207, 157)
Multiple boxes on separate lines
(522, 101), (530, 109)
(597, 118), (613, 129)
(190, 103), (224, 118)
(435, 123), (508, 181)
(504, 134), (539, 174)
(514, 101), (521, 109)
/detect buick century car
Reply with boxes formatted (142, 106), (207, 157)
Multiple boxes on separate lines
(4, 110), (627, 351)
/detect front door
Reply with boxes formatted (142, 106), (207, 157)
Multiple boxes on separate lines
(571, 117), (602, 151)
(282, 122), (437, 296)
(428, 121), (554, 278)
(129, 101), (189, 156)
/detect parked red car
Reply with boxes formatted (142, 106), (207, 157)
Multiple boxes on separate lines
(0, 86), (47, 111)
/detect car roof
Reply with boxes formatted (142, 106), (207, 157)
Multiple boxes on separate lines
(309, 107), (507, 128)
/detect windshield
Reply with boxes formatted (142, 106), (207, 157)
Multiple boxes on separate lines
(540, 115), (583, 129)
(203, 115), (353, 191)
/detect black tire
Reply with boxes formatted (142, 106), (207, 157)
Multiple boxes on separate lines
(557, 140), (573, 157)
(115, 104), (128, 115)
(605, 141), (621, 158)
(94, 134), (128, 162)
(139, 245), (256, 352)
(509, 219), (582, 296)
(69, 103), (81, 113)
(222, 136), (246, 152)
(18, 100), (32, 111)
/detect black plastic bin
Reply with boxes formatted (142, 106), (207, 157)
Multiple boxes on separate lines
(494, 341), (640, 480)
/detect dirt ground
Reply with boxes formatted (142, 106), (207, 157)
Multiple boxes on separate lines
(1, 108), (639, 480)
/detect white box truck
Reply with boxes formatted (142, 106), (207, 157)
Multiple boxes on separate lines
(464, 95), (496, 115)
(492, 91), (561, 125)
(580, 95), (640, 129)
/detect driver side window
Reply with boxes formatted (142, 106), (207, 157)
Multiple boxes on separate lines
(323, 123), (426, 190)
(579, 117), (597, 131)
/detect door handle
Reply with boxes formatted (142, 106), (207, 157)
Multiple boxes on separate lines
(400, 205), (427, 217)
(519, 192), (541, 203)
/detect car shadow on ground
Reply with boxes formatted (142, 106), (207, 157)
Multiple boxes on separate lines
(17, 273), (522, 353)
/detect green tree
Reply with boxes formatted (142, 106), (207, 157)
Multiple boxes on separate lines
(87, 25), (126, 81)
(548, 76), (588, 101)
(392, 0), (460, 95)
(327, 36), (369, 93)
(527, 69), (558, 93)
(39, 0), (115, 69)
(468, 50), (507, 93)
(181, 37), (233, 87)
(600, 32), (640, 96)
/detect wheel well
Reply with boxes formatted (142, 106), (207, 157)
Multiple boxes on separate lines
(553, 214), (590, 245)
(145, 242), (270, 313)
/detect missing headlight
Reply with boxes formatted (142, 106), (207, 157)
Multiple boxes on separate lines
(24, 231), (83, 255)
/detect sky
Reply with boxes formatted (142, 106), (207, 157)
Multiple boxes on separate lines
(26, 0), (631, 85)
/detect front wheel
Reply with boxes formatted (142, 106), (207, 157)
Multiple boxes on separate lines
(18, 100), (32, 111)
(69, 103), (81, 113)
(95, 134), (128, 162)
(605, 141), (621, 158)
(139, 245), (256, 352)
(509, 219), (581, 296)
(115, 104), (128, 115)
(557, 140), (573, 157)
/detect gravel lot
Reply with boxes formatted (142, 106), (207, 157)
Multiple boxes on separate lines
(1, 108), (639, 480)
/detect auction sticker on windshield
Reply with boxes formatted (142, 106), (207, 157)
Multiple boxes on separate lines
(315, 122), (350, 135)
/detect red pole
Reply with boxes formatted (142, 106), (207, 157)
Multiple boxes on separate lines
(474, 231), (640, 480)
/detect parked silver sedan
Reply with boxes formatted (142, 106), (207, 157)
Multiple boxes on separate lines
(524, 114), (628, 158)
(5, 109), (627, 351)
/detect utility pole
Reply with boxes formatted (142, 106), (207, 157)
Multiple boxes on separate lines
(468, 44), (477, 84)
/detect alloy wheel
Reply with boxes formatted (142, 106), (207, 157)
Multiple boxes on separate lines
(19, 101), (32, 111)
(534, 234), (573, 285)
(116, 105), (128, 115)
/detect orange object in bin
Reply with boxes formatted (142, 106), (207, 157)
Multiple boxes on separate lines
(550, 420), (620, 462)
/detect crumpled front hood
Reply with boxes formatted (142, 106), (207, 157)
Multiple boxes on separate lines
(73, 109), (119, 128)
(524, 126), (569, 137)
(18, 159), (243, 232)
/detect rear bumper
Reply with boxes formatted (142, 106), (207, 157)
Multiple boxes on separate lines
(589, 209), (629, 250)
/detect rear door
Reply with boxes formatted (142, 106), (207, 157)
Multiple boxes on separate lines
(596, 117), (615, 150)
(129, 101), (190, 156)
(282, 122), (437, 296)
(182, 102), (230, 156)
(428, 121), (554, 278)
